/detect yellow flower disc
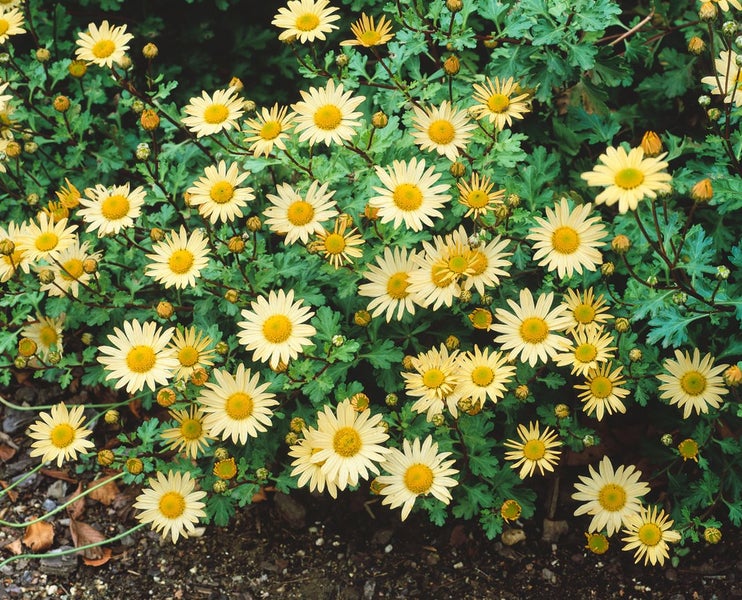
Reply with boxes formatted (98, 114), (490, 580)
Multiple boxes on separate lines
(332, 426), (362, 457)
(589, 376), (613, 399)
(552, 226), (580, 254)
(286, 200), (314, 226)
(519, 317), (549, 344)
(61, 259), (84, 281)
(614, 167), (645, 190)
(427, 119), (455, 145)
(680, 370), (706, 396)
(209, 181), (235, 204)
(386, 272), (409, 299)
(158, 491), (186, 519)
(422, 368), (445, 389)
(168, 249), (194, 274)
(178, 346), (200, 367)
(262, 314), (293, 343)
(637, 522), (662, 547)
(180, 418), (203, 440)
(225, 392), (254, 420)
(101, 194), (130, 220)
(471, 365), (494, 387)
(313, 104), (342, 130)
(260, 121), (282, 140)
(404, 463), (434, 494)
(35, 232), (59, 252)
(392, 183), (423, 211)
(50, 423), (75, 448)
(598, 483), (626, 511)
(92, 39), (115, 59)
(487, 93), (510, 113)
(296, 13), (320, 31)
(203, 104), (229, 125)
(523, 439), (546, 461)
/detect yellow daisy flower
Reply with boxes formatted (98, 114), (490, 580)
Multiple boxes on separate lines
(75, 20), (133, 68)
(561, 287), (613, 335)
(451, 227), (512, 295)
(39, 239), (99, 299)
(657, 348), (729, 418)
(471, 76), (531, 131)
(16, 214), (78, 263)
(410, 100), (476, 161)
(554, 327), (617, 377)
(264, 180), (338, 244)
(574, 361), (630, 421)
(407, 238), (463, 312)
(0, 221), (30, 282)
(504, 421), (562, 479)
(572, 456), (650, 536)
(369, 157), (451, 232)
(182, 87), (245, 138)
(527, 198), (608, 279)
(289, 426), (339, 498)
(291, 79), (365, 146)
(55, 178), (81, 209)
(403, 344), (463, 420)
(28, 403), (95, 467)
(452, 344), (516, 406)
(160, 405), (213, 460)
(358, 246), (419, 322)
(77, 183), (146, 237)
(272, 0), (340, 43)
(377, 435), (459, 521)
(167, 326), (216, 381)
(97, 319), (178, 393)
(580, 145), (672, 213)
(0, 7), (24, 44)
(340, 13), (394, 47)
(621, 505), (682, 566)
(243, 103), (294, 157)
(0, 1), (23, 11)
(186, 160), (254, 224)
(712, 0), (742, 13)
(22, 313), (65, 360)
(134, 471), (207, 544)
(314, 216), (364, 269)
(237, 288), (316, 368)
(145, 226), (210, 289)
(701, 49), (742, 106)
(457, 172), (505, 219)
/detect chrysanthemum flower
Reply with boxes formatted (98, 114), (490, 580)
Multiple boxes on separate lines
(340, 13), (394, 47)
(554, 328), (616, 377)
(186, 161), (254, 224)
(574, 361), (630, 421)
(22, 313), (65, 360)
(28, 403), (95, 467)
(561, 287), (613, 335)
(580, 146), (672, 213)
(289, 426), (339, 498)
(160, 405), (213, 459)
(145, 226), (210, 289)
(504, 421), (562, 479)
(621, 505), (682, 566)
(471, 77), (531, 131)
(237, 289), (316, 368)
(527, 198), (607, 279)
(0, 221), (30, 282)
(411, 100), (476, 161)
(197, 364), (277, 444)
(78, 183), (146, 237)
(369, 158), (451, 232)
(134, 471), (207, 544)
(182, 87), (244, 138)
(309, 398), (390, 491)
(75, 20), (133, 68)
(657, 348), (729, 418)
(403, 344), (463, 420)
(358, 246), (419, 322)
(55, 178), (81, 209)
(701, 49), (742, 106)
(314, 216), (364, 269)
(456, 230), (512, 295)
(16, 214), (77, 263)
(572, 456), (651, 536)
(272, 0), (340, 43)
(167, 327), (216, 381)
(243, 103), (294, 157)
(377, 435), (459, 521)
(407, 240), (462, 312)
(39, 239), (100, 299)
(491, 288), (572, 367)
(264, 180), (338, 244)
(452, 345), (516, 406)
(0, 8), (25, 44)
(97, 319), (178, 393)
(457, 172), (505, 219)
(292, 79), (365, 146)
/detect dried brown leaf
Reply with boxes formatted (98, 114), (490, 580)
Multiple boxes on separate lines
(65, 482), (85, 520)
(69, 518), (110, 565)
(3, 537), (22, 555)
(22, 521), (54, 552)
(0, 480), (18, 503)
(40, 469), (78, 483)
(0, 444), (17, 462)
(88, 475), (120, 506)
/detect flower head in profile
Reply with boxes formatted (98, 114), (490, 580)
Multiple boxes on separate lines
(527, 198), (607, 279)
(292, 79), (365, 146)
(78, 183), (146, 237)
(572, 456), (651, 536)
(272, 0), (340, 43)
(16, 214), (78, 263)
(621, 505), (682, 566)
(403, 344), (463, 420)
(145, 226), (210, 289)
(471, 77), (531, 131)
(574, 361), (630, 421)
(701, 50), (742, 106)
(22, 313), (65, 360)
(561, 288), (613, 335)
(657, 348), (729, 418)
(167, 326), (216, 381)
(581, 145), (672, 213)
(289, 426), (339, 498)
(504, 421), (562, 479)
(134, 471), (207, 543)
(75, 20), (133, 68)
(264, 180), (338, 245)
(237, 289), (316, 368)
(28, 403), (95, 467)
(411, 100), (476, 161)
(377, 436), (459, 521)
(160, 405), (213, 459)
(340, 13), (394, 47)
(243, 103), (294, 157)
(182, 87), (244, 138)
(358, 246), (419, 322)
(457, 172), (505, 219)
(0, 221), (30, 282)
(186, 161), (254, 224)
(0, 7), (25, 44)
(314, 216), (364, 269)
(39, 239), (100, 299)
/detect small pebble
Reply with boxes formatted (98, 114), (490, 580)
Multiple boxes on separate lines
(315, 537), (324, 547)
(384, 544), (393, 554)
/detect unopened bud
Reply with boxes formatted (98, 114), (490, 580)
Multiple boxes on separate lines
(350, 392), (370, 412)
(53, 96), (71, 112)
(501, 499), (522, 522)
(449, 161), (466, 178)
(704, 527), (722, 544)
(150, 227), (165, 242)
(47, 351), (61, 365)
(331, 334), (345, 347)
(582, 434), (596, 448)
(246, 215), (262, 232)
(156, 301), (174, 319)
(353, 309), (371, 327)
(214, 447), (230, 461)
(156, 388), (176, 407)
(601, 262), (615, 277)
(443, 55), (460, 76)
(698, 94), (711, 107)
(431, 413), (446, 426)
(229, 76), (244, 92)
(707, 107), (722, 121)
(688, 36), (705, 55)
(135, 142), (150, 161)
(716, 265), (730, 280)
(385, 393), (398, 407)
(699, 1), (718, 21)
(640, 131), (663, 157)
(215, 341), (229, 355)
(0, 239), (14, 255)
(554, 403), (570, 418)
(629, 348), (642, 362)
(97, 449), (115, 466)
(289, 417), (306, 433)
(673, 291), (687, 305)
(13, 356), (28, 369)
(117, 55), (132, 69)
(82, 258), (98, 274)
(125, 457), (144, 475)
(661, 433), (674, 446)
(5, 141), (20, 158)
(285, 431), (299, 445)
(243, 99), (256, 113)
(81, 333), (93, 345)
(142, 42), (159, 59)
(445, 335), (460, 350)
(458, 289), (472, 303)
(255, 467), (270, 481)
(371, 111), (388, 129)
(36, 48), (51, 62)
(131, 99), (145, 114)
(190, 367), (209, 386)
(506, 193), (521, 208)
(457, 397), (473, 413)
(68, 60), (87, 78)
(468, 308), (492, 330)
(514, 384), (529, 400)
(723, 364), (741, 386)
(446, 0), (463, 12)
(402, 355), (415, 370)
(691, 178), (713, 202)
(336, 53), (349, 68)
(722, 20), (738, 37)
(17, 338), (37, 357)
(227, 236), (245, 253)
(104, 409), (120, 424)
(38, 269), (55, 284)
(140, 109), (160, 131)
(271, 361), (288, 373)
(212, 480), (229, 494)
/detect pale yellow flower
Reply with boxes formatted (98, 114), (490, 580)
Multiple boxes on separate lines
(243, 103), (294, 157)
(657, 348), (729, 418)
(272, 0), (340, 43)
(264, 180), (338, 245)
(291, 79), (365, 146)
(340, 13), (394, 47)
(75, 20), (132, 68)
(28, 403), (95, 467)
(471, 77), (531, 130)
(182, 87), (244, 138)
(145, 226), (210, 290)
(621, 505), (682, 566)
(186, 161), (254, 224)
(78, 183), (146, 237)
(410, 100), (476, 161)
(358, 246), (419, 322)
(504, 421), (562, 479)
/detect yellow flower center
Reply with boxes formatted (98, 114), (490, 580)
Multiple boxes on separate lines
(386, 272), (409, 299)
(287, 200), (315, 226)
(178, 346), (199, 367)
(614, 167), (645, 190)
(323, 232), (346, 254)
(38, 325), (58, 347)
(101, 194), (130, 220)
(180, 417), (203, 440)
(447, 254), (470, 274)
(260, 121), (281, 140)
(295, 12), (320, 31)
(552, 226), (580, 254)
(404, 463), (434, 494)
(523, 439), (546, 461)
(92, 39), (116, 59)
(574, 343), (598, 363)
(262, 314), (292, 344)
(392, 183), (423, 211)
(0, 21), (8, 37)
(168, 249), (194, 275)
(359, 30), (381, 46)
(158, 491), (186, 519)
(466, 189), (490, 208)
(35, 232), (59, 252)
(573, 303), (596, 324)
(422, 368), (445, 389)
(471, 365), (494, 387)
(203, 104), (229, 125)
(427, 119), (455, 145)
(209, 181), (234, 204)
(313, 104), (343, 130)
(214, 458), (237, 479)
(333, 426), (362, 457)
(50, 423), (75, 448)
(60, 258), (84, 281)
(487, 93), (510, 113)
(225, 391), (254, 420)
(680, 370), (706, 396)
(519, 317), (549, 344)
(637, 522), (662, 547)
(598, 483), (626, 511)
(678, 438), (699, 460)
(589, 376), (613, 399)
(431, 261), (452, 288)
(126, 345), (156, 373)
